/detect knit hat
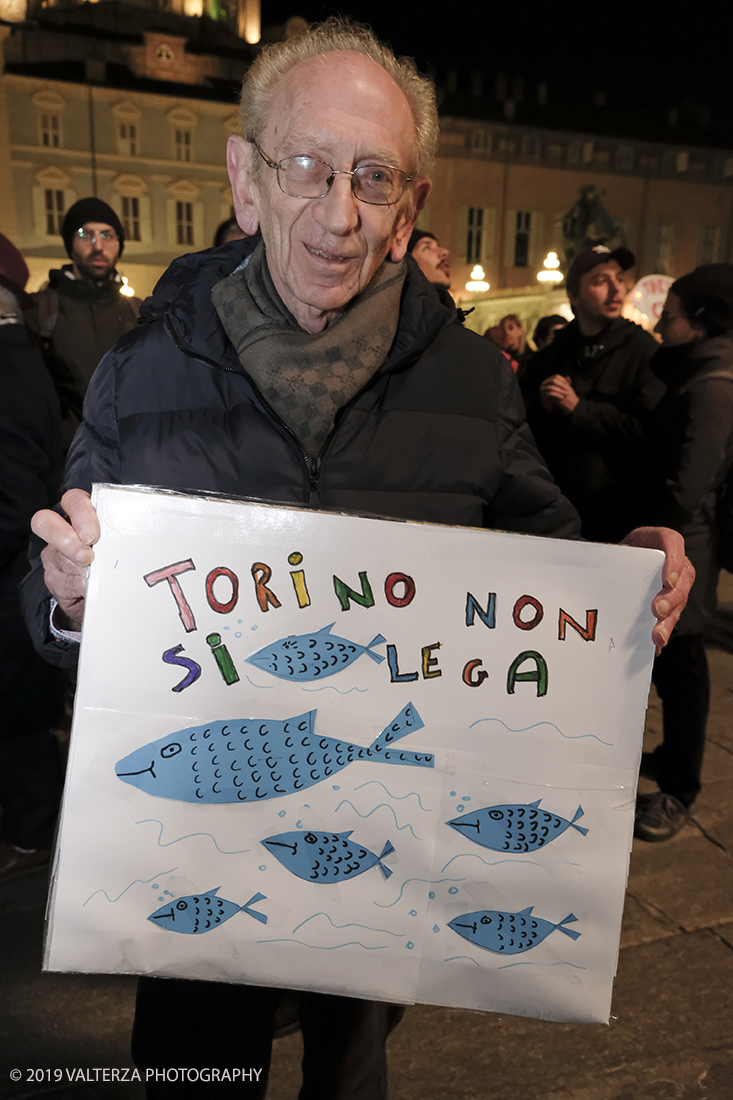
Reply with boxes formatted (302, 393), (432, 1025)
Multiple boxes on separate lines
(566, 244), (635, 295)
(0, 232), (33, 309)
(407, 228), (436, 254)
(61, 198), (125, 257)
(672, 264), (733, 337)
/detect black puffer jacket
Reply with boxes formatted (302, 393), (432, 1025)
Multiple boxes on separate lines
(520, 317), (663, 541)
(22, 239), (579, 665)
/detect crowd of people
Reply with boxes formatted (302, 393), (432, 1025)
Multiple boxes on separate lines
(1, 13), (731, 1097)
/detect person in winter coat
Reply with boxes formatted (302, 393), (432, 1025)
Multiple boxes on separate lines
(520, 246), (664, 542)
(0, 233), (67, 880)
(22, 19), (693, 1099)
(25, 197), (141, 447)
(634, 265), (733, 841)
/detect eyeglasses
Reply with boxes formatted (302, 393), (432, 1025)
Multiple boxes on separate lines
(75, 228), (118, 244)
(251, 140), (413, 206)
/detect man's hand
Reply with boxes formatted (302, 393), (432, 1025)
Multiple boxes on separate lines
(539, 374), (579, 414)
(622, 527), (695, 655)
(31, 488), (100, 632)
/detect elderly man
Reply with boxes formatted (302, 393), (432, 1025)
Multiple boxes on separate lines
(24, 20), (691, 1099)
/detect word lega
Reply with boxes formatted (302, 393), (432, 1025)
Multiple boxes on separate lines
(144, 554), (598, 697)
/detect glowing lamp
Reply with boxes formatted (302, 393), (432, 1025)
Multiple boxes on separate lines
(537, 251), (563, 283)
(466, 265), (490, 293)
(120, 276), (135, 298)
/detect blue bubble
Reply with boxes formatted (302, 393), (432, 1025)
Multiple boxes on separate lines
(429, 891), (435, 899)
(251, 625), (258, 631)
(278, 810), (286, 818)
(164, 891), (173, 897)
(433, 925), (440, 933)
(237, 620), (242, 624)
(296, 820), (302, 829)
(158, 896), (165, 903)
(406, 942), (414, 950)
(462, 795), (471, 801)
(449, 790), (456, 798)
(223, 626), (230, 631)
(152, 883), (159, 890)
(235, 632), (242, 638)
(409, 909), (417, 916)
(448, 887), (458, 895)
(456, 805), (464, 812)
(259, 865), (267, 872)
(333, 785), (340, 791)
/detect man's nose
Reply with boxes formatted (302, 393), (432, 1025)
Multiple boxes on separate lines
(314, 175), (360, 234)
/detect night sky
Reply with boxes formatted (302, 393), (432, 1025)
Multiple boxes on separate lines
(260, 2), (733, 146)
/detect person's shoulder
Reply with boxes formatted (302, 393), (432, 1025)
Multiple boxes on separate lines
(610, 317), (658, 354)
(139, 235), (259, 324)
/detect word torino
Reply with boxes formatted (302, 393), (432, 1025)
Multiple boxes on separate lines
(143, 556), (598, 698)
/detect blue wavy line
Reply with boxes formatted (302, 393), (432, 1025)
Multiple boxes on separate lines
(292, 912), (405, 937)
(256, 938), (388, 951)
(302, 686), (369, 694)
(373, 876), (465, 909)
(440, 853), (539, 873)
(353, 781), (431, 811)
(551, 962), (587, 970)
(444, 955), (480, 967)
(243, 675), (274, 689)
(467, 716), (612, 746)
(135, 819), (251, 855)
(497, 961), (535, 969)
(83, 866), (177, 907)
(334, 800), (418, 839)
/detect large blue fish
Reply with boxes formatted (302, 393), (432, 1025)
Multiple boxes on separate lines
(446, 799), (588, 853)
(448, 907), (580, 955)
(263, 829), (395, 883)
(148, 889), (267, 935)
(115, 702), (431, 803)
(245, 623), (386, 682)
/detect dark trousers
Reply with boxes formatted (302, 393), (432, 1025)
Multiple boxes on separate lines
(650, 632), (709, 806)
(132, 978), (403, 1099)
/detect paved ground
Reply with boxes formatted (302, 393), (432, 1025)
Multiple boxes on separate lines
(2, 578), (732, 1100)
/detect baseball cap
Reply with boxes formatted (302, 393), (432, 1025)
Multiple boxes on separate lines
(566, 244), (635, 295)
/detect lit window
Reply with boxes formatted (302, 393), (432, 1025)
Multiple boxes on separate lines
(119, 122), (138, 157)
(466, 207), (484, 263)
(44, 189), (64, 235)
(41, 114), (61, 148)
(175, 130), (192, 162)
(176, 201), (194, 246)
(514, 212), (531, 267)
(122, 196), (141, 242)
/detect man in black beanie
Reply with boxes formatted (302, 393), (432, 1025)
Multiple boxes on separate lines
(26, 197), (141, 447)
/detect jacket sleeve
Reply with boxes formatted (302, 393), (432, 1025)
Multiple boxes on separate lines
(568, 340), (664, 441)
(667, 379), (733, 529)
(488, 363), (582, 538)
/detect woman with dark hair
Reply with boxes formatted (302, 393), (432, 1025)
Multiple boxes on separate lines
(636, 264), (733, 840)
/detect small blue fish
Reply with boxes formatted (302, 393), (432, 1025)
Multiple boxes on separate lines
(115, 702), (432, 803)
(446, 799), (588, 853)
(448, 907), (580, 955)
(245, 623), (386, 682)
(148, 889), (267, 935)
(263, 829), (395, 883)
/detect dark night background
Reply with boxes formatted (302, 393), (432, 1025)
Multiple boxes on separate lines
(260, 1), (733, 146)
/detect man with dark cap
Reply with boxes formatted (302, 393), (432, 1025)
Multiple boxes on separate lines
(25, 197), (141, 446)
(406, 228), (452, 294)
(520, 244), (664, 542)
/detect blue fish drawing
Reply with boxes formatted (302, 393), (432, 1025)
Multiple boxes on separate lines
(148, 889), (268, 935)
(245, 623), (386, 682)
(263, 829), (395, 883)
(448, 907), (581, 955)
(446, 799), (588, 853)
(115, 702), (432, 803)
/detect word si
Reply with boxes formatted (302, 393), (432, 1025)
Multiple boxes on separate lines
(143, 555), (598, 698)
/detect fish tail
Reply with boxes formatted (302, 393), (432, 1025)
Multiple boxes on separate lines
(570, 806), (589, 836)
(240, 892), (268, 925)
(365, 634), (387, 664)
(376, 840), (394, 880)
(369, 703), (425, 752)
(555, 913), (581, 941)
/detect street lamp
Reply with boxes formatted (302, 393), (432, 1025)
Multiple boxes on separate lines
(465, 264), (490, 293)
(537, 251), (563, 284)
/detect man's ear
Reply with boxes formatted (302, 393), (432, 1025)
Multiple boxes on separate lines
(226, 135), (260, 236)
(390, 180), (432, 262)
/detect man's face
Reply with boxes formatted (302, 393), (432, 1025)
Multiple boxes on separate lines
(570, 261), (626, 328)
(230, 51), (430, 332)
(411, 235), (451, 288)
(70, 222), (120, 281)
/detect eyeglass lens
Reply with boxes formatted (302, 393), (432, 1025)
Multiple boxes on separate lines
(278, 156), (406, 205)
(77, 229), (117, 242)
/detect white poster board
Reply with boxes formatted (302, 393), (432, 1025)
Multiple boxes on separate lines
(45, 485), (662, 1024)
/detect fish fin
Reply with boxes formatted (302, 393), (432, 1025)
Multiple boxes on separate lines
(369, 702), (425, 752)
(241, 893), (268, 925)
(365, 634), (387, 664)
(378, 862), (393, 880)
(529, 799), (542, 808)
(341, 830), (354, 839)
(517, 906), (534, 916)
(379, 840), (395, 860)
(570, 806), (589, 836)
(556, 913), (581, 940)
(208, 886), (221, 896)
(316, 623), (336, 635)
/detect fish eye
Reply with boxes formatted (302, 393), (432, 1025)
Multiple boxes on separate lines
(304, 832), (318, 844)
(489, 810), (504, 820)
(161, 742), (182, 758)
(176, 900), (188, 910)
(480, 914), (490, 923)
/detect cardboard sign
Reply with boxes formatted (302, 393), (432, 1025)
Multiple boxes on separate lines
(45, 485), (662, 1024)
